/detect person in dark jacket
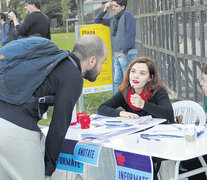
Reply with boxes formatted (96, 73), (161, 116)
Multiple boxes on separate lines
(98, 56), (174, 123)
(0, 34), (108, 180)
(9, 0), (51, 39)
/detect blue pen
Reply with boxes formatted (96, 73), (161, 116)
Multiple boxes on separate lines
(197, 130), (204, 138)
(106, 121), (122, 123)
(171, 124), (183, 130)
(105, 123), (132, 127)
(140, 135), (161, 141)
(141, 134), (183, 139)
(197, 126), (207, 138)
(105, 123), (132, 128)
(132, 85), (135, 94)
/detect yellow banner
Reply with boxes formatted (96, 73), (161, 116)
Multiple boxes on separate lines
(80, 24), (112, 94)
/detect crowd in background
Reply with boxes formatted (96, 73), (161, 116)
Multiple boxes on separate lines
(0, 0), (50, 47)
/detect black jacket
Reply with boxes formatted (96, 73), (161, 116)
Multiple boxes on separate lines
(98, 88), (174, 123)
(16, 11), (51, 39)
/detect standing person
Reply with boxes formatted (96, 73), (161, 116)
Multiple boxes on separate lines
(95, 0), (138, 95)
(98, 57), (174, 123)
(9, 0), (51, 39)
(0, 11), (21, 46)
(0, 12), (7, 45)
(0, 34), (108, 180)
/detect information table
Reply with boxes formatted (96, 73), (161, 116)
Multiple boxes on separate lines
(42, 117), (207, 180)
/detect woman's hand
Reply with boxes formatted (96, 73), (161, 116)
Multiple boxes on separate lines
(119, 111), (139, 118)
(130, 94), (145, 109)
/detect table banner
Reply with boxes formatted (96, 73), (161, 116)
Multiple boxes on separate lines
(114, 150), (153, 180)
(73, 141), (102, 166)
(56, 139), (84, 174)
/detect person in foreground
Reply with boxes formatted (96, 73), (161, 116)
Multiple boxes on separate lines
(98, 57), (174, 123)
(0, 34), (108, 180)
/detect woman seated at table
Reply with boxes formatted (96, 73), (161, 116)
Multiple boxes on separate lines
(97, 57), (174, 123)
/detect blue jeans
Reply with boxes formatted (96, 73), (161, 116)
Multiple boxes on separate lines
(113, 53), (138, 95)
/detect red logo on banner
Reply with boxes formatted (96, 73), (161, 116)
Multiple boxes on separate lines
(116, 152), (125, 166)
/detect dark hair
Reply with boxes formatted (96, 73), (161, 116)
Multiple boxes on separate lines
(8, 9), (17, 17)
(118, 57), (165, 100)
(113, 0), (127, 7)
(0, 13), (6, 21)
(202, 63), (207, 75)
(25, 0), (40, 9)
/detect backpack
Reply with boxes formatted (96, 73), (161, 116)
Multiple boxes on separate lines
(0, 36), (69, 105)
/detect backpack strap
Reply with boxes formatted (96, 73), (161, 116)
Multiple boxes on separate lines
(37, 53), (80, 119)
(68, 54), (78, 68)
(38, 53), (79, 103)
(38, 95), (55, 104)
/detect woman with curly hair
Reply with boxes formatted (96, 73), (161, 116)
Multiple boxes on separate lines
(98, 57), (174, 123)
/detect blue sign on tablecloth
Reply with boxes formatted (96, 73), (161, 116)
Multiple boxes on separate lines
(114, 150), (153, 180)
(73, 142), (102, 166)
(56, 153), (84, 173)
(56, 139), (84, 174)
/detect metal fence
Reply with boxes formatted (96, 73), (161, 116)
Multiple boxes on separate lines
(127, 0), (207, 105)
(84, 0), (207, 105)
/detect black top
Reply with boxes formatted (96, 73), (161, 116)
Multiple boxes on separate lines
(0, 57), (83, 175)
(16, 11), (51, 39)
(97, 88), (174, 123)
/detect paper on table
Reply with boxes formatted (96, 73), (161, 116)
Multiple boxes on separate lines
(140, 124), (206, 138)
(141, 124), (185, 136)
(90, 114), (153, 128)
(80, 115), (166, 143)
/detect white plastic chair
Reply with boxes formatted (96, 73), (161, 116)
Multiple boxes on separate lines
(159, 100), (207, 180)
(172, 100), (206, 125)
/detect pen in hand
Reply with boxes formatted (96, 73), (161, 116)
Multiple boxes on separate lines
(132, 85), (135, 94)
(140, 134), (161, 141)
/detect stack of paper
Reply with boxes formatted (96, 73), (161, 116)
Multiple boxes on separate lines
(80, 115), (166, 143)
(139, 124), (206, 141)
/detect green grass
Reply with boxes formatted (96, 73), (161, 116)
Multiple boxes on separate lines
(38, 32), (112, 126)
(51, 32), (75, 50)
(38, 107), (54, 126)
(77, 91), (113, 114)
(38, 91), (113, 126)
